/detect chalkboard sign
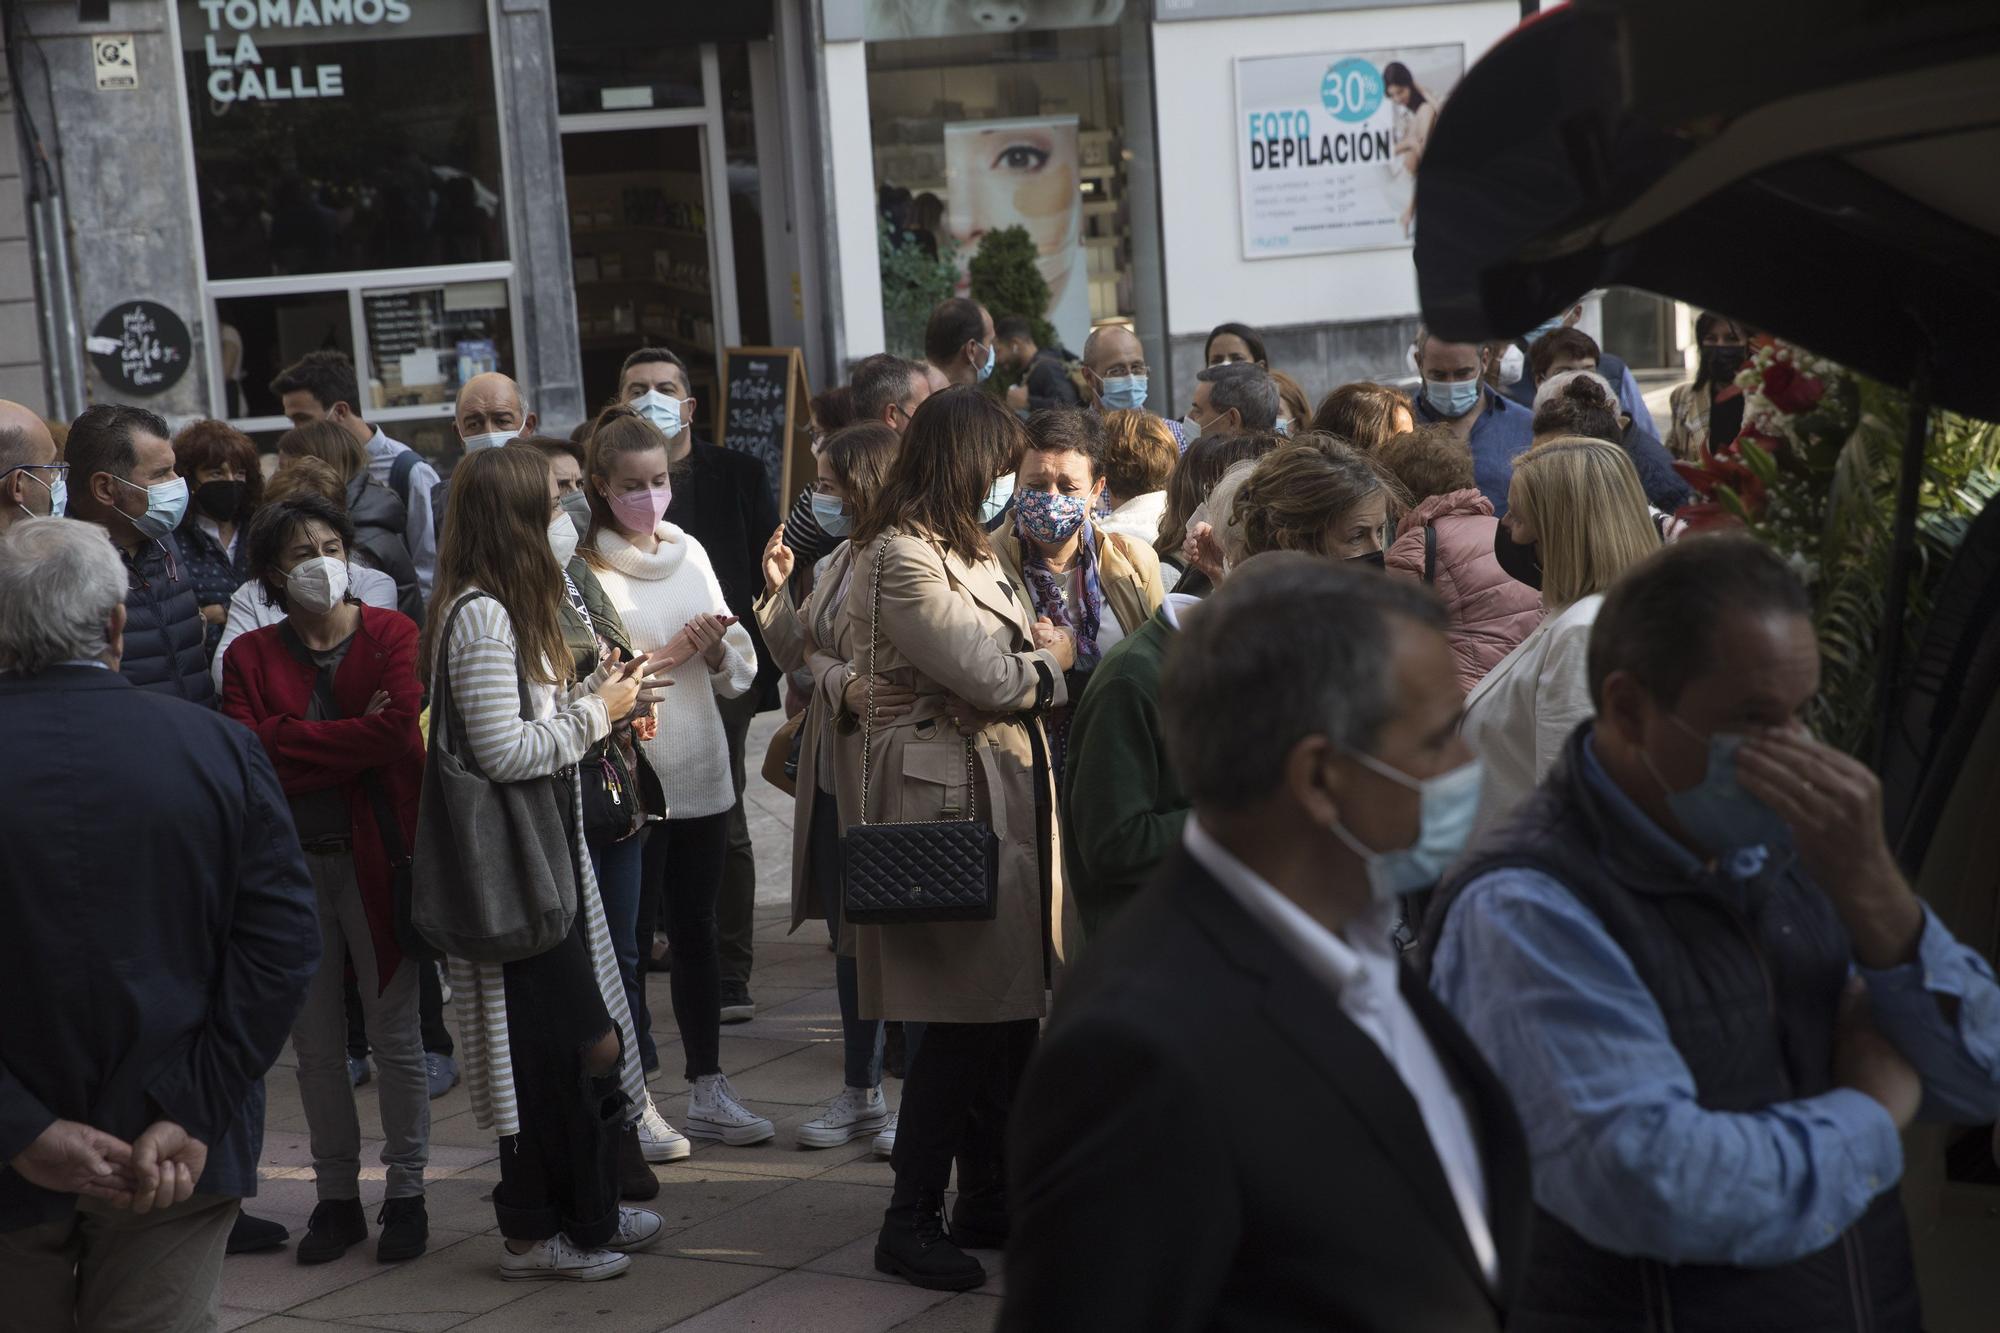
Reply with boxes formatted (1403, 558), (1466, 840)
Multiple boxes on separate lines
(719, 346), (812, 512)
(86, 300), (191, 396)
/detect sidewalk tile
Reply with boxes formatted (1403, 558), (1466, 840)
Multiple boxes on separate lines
(887, 1292), (1004, 1332)
(473, 1251), (783, 1331)
(219, 1227), (478, 1315)
(662, 1270), (949, 1332)
(666, 1178), (891, 1270)
(286, 1231), (531, 1330)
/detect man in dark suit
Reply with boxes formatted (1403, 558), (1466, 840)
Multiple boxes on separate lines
(0, 518), (319, 1328)
(1002, 554), (1530, 1333)
(618, 346), (779, 1023)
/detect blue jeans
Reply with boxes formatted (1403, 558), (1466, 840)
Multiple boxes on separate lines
(589, 831), (650, 1072)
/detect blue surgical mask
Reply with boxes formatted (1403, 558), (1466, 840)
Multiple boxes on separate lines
(1181, 411), (1208, 442)
(975, 342), (996, 384)
(1649, 721), (1794, 862)
(114, 474), (189, 540)
(1329, 752), (1486, 900)
(633, 388), (687, 437)
(1275, 417), (1292, 436)
(979, 472), (1016, 525)
(808, 491), (852, 537)
(5, 465), (64, 519)
(461, 430), (516, 453)
(1424, 377), (1482, 419)
(1098, 374), (1147, 411)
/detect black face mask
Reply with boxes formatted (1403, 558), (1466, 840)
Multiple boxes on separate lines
(1701, 344), (1747, 387)
(1493, 521), (1542, 591)
(1346, 548), (1386, 571)
(193, 478), (247, 523)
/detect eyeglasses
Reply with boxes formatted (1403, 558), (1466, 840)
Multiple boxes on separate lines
(1097, 363), (1149, 378)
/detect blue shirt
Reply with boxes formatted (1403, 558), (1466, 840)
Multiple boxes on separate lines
(1415, 385), (1536, 515)
(1430, 738), (2000, 1267)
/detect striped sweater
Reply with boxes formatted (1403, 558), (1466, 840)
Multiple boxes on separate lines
(437, 590), (647, 1136)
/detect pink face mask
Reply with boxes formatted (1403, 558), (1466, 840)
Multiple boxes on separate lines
(607, 484), (672, 535)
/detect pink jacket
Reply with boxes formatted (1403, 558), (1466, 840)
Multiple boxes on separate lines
(1385, 489), (1544, 692)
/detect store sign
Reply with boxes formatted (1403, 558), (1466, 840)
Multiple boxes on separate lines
(86, 301), (191, 396)
(193, 0), (413, 104)
(1234, 44), (1464, 259)
(92, 34), (138, 91)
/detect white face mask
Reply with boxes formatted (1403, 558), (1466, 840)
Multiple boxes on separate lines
(461, 429), (517, 453)
(286, 555), (350, 615)
(632, 389), (687, 438)
(548, 510), (579, 566)
(1497, 343), (1526, 386)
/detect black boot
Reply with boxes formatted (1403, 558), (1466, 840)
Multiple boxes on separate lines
(226, 1211), (290, 1255)
(295, 1199), (367, 1265)
(950, 1155), (1008, 1250)
(375, 1196), (429, 1262)
(618, 1125), (661, 1200)
(875, 1182), (985, 1291)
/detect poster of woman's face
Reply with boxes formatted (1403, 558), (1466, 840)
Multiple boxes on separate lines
(863, 0), (1124, 41)
(944, 117), (1088, 351)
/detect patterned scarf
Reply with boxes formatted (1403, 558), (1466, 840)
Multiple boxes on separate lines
(1015, 510), (1105, 782)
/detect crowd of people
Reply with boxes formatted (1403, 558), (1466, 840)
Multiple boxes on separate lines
(1, 291), (1994, 1332)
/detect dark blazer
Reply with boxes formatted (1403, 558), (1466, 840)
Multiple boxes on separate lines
(1001, 845), (1531, 1333)
(666, 437), (781, 710)
(0, 667), (318, 1232)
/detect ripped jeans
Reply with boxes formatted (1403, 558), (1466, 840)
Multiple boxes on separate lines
(492, 907), (628, 1248)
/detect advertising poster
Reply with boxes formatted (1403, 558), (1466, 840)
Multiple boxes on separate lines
(1234, 44), (1464, 259)
(944, 116), (1089, 353)
(858, 0), (1124, 41)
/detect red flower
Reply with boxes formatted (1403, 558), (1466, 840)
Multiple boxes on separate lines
(1760, 358), (1825, 416)
(1673, 443), (1767, 528)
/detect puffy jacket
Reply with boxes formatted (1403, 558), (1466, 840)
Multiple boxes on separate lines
(117, 532), (215, 705)
(344, 472), (424, 628)
(1385, 489), (1543, 693)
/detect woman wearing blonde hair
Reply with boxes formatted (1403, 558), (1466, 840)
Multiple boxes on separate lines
(1460, 436), (1660, 834)
(1094, 408), (1178, 546)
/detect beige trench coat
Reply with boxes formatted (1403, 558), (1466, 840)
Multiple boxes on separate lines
(830, 527), (1077, 1025)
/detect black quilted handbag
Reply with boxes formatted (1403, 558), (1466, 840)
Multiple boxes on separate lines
(841, 544), (1000, 925)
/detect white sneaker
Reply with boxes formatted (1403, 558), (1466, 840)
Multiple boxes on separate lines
(871, 1113), (897, 1160)
(604, 1207), (664, 1253)
(797, 1087), (891, 1149)
(683, 1073), (775, 1146)
(498, 1234), (632, 1282)
(637, 1098), (692, 1164)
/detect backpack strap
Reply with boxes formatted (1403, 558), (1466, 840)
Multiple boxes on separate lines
(388, 448), (420, 511)
(1423, 524), (1437, 584)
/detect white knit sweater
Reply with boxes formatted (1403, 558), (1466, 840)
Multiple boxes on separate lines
(589, 522), (757, 819)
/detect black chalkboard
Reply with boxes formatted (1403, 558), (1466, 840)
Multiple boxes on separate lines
(719, 346), (810, 511)
(88, 300), (191, 396)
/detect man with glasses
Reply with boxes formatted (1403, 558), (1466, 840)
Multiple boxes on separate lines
(0, 401), (64, 537)
(1079, 325), (1188, 449)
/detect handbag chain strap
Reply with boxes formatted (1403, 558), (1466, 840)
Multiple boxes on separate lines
(857, 539), (976, 828)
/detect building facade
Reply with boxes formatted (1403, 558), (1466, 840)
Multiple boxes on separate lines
(5, 0), (1680, 456)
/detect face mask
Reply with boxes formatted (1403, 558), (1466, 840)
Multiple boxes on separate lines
(548, 510), (579, 567)
(1346, 548), (1386, 571)
(608, 483), (672, 535)
(558, 488), (592, 532)
(194, 478), (247, 523)
(1493, 523), (1542, 590)
(1424, 378), (1482, 419)
(1275, 417), (1292, 437)
(1098, 374), (1147, 411)
(1329, 752), (1485, 900)
(979, 473), (1016, 525)
(974, 342), (997, 384)
(1497, 343), (1526, 386)
(1017, 488), (1090, 545)
(1702, 345), (1748, 386)
(114, 474), (189, 540)
(809, 490), (852, 538)
(461, 430), (516, 453)
(1647, 720), (1794, 861)
(6, 466), (64, 519)
(285, 555), (350, 615)
(633, 389), (687, 437)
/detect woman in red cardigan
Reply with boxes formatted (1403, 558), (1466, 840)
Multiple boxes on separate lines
(221, 493), (431, 1267)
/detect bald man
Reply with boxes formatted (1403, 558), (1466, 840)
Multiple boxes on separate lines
(0, 402), (62, 536)
(455, 372), (538, 453)
(1082, 325), (1185, 449)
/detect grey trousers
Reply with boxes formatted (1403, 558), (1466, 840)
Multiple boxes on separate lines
(716, 690), (759, 995)
(293, 849), (429, 1200)
(0, 1193), (237, 1333)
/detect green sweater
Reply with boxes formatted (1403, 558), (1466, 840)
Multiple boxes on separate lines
(1061, 607), (1188, 939)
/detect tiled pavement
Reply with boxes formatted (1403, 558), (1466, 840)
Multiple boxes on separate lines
(222, 716), (999, 1332)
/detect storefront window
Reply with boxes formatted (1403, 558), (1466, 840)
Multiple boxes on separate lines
(866, 13), (1164, 370)
(362, 279), (514, 411)
(214, 289), (353, 419)
(549, 7), (704, 115)
(179, 0), (506, 280)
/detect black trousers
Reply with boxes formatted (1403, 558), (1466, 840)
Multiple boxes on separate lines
(637, 811), (731, 1082)
(714, 690), (759, 997)
(889, 1019), (1039, 1194)
(345, 953), (452, 1059)
(491, 910), (624, 1247)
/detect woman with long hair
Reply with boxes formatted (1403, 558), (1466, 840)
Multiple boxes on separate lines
(754, 421), (908, 1153)
(1461, 436), (1660, 834)
(424, 445), (662, 1281)
(840, 386), (1077, 1291)
(578, 405), (768, 1148)
(220, 494), (431, 1266)
(1665, 310), (1752, 463)
(1385, 60), (1439, 235)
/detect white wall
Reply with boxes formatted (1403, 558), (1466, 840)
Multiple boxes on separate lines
(1151, 2), (1520, 339)
(824, 40), (886, 364)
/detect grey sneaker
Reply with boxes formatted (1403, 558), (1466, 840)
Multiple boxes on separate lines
(425, 1053), (459, 1100)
